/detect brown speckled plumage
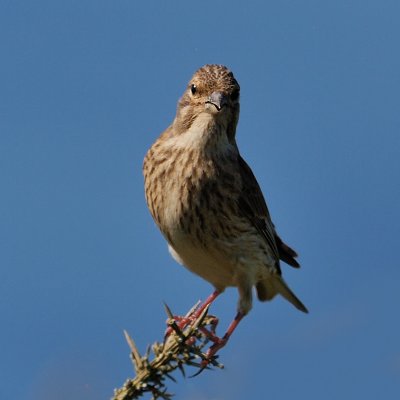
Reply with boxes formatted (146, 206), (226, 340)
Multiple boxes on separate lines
(143, 64), (307, 315)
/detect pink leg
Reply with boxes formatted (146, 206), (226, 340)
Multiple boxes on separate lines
(203, 311), (245, 363)
(191, 290), (221, 319)
(165, 290), (221, 336)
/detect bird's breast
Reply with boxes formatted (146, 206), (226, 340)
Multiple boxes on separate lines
(144, 131), (240, 247)
(145, 150), (214, 239)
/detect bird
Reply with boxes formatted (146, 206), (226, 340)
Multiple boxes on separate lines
(143, 64), (307, 359)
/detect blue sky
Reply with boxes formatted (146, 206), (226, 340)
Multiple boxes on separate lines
(1, 1), (399, 399)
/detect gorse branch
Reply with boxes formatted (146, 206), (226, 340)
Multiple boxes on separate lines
(112, 303), (224, 400)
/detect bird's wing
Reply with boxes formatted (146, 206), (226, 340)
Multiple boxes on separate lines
(237, 155), (300, 269)
(274, 233), (300, 268)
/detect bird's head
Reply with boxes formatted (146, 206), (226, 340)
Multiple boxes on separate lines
(174, 65), (240, 141)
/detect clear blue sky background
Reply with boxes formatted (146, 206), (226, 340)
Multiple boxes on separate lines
(1, 1), (399, 399)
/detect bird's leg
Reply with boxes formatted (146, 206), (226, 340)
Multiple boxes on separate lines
(164, 290), (221, 336)
(191, 290), (221, 320)
(202, 311), (245, 365)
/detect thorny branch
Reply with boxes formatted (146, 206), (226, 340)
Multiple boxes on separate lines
(112, 302), (224, 400)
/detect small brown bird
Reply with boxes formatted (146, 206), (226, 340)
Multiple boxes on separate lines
(143, 64), (307, 358)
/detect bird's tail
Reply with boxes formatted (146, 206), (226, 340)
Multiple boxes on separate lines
(256, 276), (308, 313)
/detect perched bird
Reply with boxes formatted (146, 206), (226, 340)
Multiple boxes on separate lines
(143, 64), (307, 358)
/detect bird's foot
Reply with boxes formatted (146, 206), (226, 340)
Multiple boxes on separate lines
(192, 311), (244, 375)
(189, 336), (227, 376)
(164, 290), (221, 338)
(204, 336), (228, 363)
(164, 313), (219, 344)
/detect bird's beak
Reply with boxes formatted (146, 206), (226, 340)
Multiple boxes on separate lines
(206, 91), (228, 111)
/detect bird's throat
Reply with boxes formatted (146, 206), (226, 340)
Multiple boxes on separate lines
(174, 112), (230, 153)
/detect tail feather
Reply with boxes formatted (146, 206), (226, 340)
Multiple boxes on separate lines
(256, 277), (308, 313)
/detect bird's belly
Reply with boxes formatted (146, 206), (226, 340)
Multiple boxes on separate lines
(168, 239), (237, 289)
(167, 229), (273, 290)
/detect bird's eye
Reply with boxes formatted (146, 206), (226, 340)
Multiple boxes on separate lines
(231, 88), (240, 101)
(190, 84), (197, 95)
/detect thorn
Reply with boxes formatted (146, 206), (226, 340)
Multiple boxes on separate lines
(189, 364), (211, 377)
(177, 362), (186, 378)
(163, 302), (174, 319)
(192, 304), (210, 329)
(124, 330), (142, 369)
(167, 320), (187, 342)
(145, 344), (151, 359)
(185, 300), (202, 318)
(164, 372), (177, 382)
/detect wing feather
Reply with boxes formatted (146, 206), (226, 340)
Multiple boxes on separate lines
(237, 155), (300, 270)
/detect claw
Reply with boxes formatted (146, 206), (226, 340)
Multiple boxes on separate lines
(197, 311), (245, 370)
(163, 290), (221, 338)
(163, 292), (244, 378)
